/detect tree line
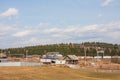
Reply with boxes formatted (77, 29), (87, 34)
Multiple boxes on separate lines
(1, 42), (120, 56)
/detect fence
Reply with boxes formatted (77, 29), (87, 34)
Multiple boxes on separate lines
(0, 62), (43, 66)
(65, 64), (120, 73)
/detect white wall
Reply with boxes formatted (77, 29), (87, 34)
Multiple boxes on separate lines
(0, 62), (21, 66)
(55, 60), (66, 64)
(40, 59), (51, 62)
(103, 56), (111, 58)
(0, 62), (43, 66)
(40, 59), (66, 64)
(94, 56), (102, 59)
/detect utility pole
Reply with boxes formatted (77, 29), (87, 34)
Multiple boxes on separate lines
(0, 49), (2, 58)
(26, 50), (28, 62)
(84, 47), (87, 66)
(8, 50), (10, 57)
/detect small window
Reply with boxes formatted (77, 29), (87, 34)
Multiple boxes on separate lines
(51, 61), (55, 63)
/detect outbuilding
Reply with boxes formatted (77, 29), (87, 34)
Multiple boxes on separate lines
(111, 56), (120, 64)
(64, 55), (79, 64)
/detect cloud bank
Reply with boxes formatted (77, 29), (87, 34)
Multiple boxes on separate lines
(0, 21), (120, 48)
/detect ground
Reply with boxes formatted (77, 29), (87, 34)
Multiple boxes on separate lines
(0, 66), (120, 80)
(78, 59), (120, 70)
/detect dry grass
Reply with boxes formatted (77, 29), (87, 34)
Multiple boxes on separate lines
(0, 66), (120, 80)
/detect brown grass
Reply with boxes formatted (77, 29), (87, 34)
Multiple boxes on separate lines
(0, 66), (120, 80)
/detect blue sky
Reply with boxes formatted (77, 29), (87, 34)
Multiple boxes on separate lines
(0, 0), (120, 48)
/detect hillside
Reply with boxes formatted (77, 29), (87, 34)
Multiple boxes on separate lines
(1, 42), (120, 56)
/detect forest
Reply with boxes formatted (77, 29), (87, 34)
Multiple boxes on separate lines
(0, 42), (120, 56)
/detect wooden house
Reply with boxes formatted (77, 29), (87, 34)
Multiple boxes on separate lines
(64, 55), (79, 64)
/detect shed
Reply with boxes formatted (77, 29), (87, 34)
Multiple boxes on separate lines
(111, 56), (120, 64)
(64, 55), (79, 64)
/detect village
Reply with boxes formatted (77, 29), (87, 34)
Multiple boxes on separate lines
(0, 50), (120, 71)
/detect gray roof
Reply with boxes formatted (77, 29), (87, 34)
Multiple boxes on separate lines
(66, 55), (79, 60)
(43, 52), (63, 59)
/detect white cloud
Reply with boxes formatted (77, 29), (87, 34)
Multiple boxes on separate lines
(13, 30), (35, 37)
(42, 21), (120, 43)
(64, 25), (79, 32)
(14, 38), (55, 47)
(43, 28), (62, 34)
(102, 0), (113, 7)
(0, 8), (18, 17)
(26, 38), (52, 45)
(0, 23), (17, 36)
(1, 21), (120, 48)
(43, 24), (98, 38)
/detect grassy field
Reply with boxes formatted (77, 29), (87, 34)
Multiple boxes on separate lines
(0, 66), (120, 80)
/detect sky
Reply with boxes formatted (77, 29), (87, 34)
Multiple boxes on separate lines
(0, 0), (120, 48)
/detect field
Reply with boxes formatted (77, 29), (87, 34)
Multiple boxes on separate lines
(0, 66), (120, 80)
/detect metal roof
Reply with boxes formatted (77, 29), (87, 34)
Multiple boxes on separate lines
(66, 55), (79, 60)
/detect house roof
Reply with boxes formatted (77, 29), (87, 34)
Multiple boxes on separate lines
(43, 52), (63, 59)
(66, 55), (78, 60)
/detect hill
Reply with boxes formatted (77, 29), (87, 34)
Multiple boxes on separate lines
(1, 42), (120, 56)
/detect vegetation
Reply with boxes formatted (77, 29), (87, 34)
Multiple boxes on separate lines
(0, 66), (120, 80)
(1, 42), (120, 56)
